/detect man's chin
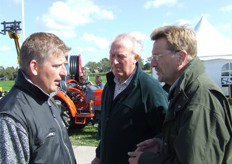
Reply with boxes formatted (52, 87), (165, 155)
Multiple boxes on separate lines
(50, 86), (58, 93)
(113, 72), (122, 77)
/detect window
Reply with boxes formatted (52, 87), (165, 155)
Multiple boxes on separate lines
(221, 63), (232, 86)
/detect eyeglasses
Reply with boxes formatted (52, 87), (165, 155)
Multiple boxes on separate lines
(152, 54), (167, 61)
(152, 50), (180, 61)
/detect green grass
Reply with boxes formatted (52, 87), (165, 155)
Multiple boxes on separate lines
(89, 75), (106, 84)
(68, 124), (100, 146)
(0, 75), (105, 92)
(0, 80), (15, 91)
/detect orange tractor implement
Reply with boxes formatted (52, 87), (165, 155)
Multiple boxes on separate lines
(54, 55), (103, 129)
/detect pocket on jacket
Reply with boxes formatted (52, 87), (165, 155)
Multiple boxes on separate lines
(35, 128), (56, 146)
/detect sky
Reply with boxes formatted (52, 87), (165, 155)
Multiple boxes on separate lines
(0, 0), (232, 68)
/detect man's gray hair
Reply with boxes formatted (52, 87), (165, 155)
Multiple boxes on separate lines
(112, 32), (143, 56)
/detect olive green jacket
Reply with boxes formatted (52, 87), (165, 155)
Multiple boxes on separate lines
(96, 64), (168, 164)
(139, 57), (232, 164)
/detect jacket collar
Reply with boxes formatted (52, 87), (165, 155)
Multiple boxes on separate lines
(172, 57), (205, 100)
(106, 63), (142, 99)
(15, 69), (50, 101)
(166, 57), (205, 121)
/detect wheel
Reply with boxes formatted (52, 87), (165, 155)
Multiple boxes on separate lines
(55, 99), (72, 129)
(61, 108), (72, 129)
(92, 110), (100, 125)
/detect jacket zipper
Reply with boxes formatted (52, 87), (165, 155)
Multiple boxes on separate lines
(48, 101), (73, 164)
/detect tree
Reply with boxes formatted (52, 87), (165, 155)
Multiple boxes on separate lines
(144, 63), (151, 70)
(138, 57), (144, 68)
(146, 56), (152, 63)
(5, 67), (15, 80)
(144, 56), (152, 70)
(0, 66), (5, 76)
(85, 62), (98, 73)
(99, 58), (110, 72)
(0, 66), (18, 80)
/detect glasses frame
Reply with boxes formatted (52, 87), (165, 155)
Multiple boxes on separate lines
(152, 50), (180, 61)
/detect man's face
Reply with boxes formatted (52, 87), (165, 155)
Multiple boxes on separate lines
(35, 52), (68, 94)
(79, 77), (86, 84)
(151, 38), (179, 85)
(95, 78), (100, 84)
(109, 38), (138, 83)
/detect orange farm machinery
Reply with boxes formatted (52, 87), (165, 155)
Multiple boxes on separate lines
(54, 55), (103, 129)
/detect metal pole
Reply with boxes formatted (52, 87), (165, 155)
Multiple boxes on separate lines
(21, 0), (25, 41)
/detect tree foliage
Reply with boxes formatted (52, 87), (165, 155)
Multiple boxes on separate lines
(85, 61), (98, 72)
(84, 56), (152, 73)
(144, 56), (152, 70)
(0, 66), (18, 80)
(138, 57), (144, 68)
(98, 58), (110, 72)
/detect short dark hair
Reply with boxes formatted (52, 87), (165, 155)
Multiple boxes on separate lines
(151, 25), (197, 58)
(20, 32), (71, 72)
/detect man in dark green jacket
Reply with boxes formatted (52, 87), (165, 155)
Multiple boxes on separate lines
(128, 25), (232, 164)
(91, 33), (168, 164)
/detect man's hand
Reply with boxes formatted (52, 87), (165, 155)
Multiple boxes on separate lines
(128, 151), (143, 164)
(91, 157), (100, 164)
(136, 137), (162, 153)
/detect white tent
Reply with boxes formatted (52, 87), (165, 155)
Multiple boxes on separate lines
(194, 16), (232, 96)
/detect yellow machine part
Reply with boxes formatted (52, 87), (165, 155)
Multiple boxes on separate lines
(8, 31), (21, 63)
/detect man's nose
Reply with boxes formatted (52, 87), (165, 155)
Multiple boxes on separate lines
(111, 57), (119, 64)
(151, 58), (158, 68)
(60, 64), (67, 77)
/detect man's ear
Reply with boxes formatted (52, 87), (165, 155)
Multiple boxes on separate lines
(178, 50), (188, 65)
(29, 60), (39, 75)
(134, 54), (140, 64)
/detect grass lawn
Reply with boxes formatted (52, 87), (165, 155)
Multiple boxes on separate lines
(68, 124), (100, 146)
(0, 80), (15, 91)
(0, 75), (104, 92)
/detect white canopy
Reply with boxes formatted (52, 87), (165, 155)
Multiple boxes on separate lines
(194, 16), (232, 60)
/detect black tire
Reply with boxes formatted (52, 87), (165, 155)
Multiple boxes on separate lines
(69, 56), (80, 81)
(55, 99), (72, 129)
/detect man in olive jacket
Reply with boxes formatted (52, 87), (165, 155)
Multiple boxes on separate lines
(91, 33), (168, 164)
(128, 25), (232, 164)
